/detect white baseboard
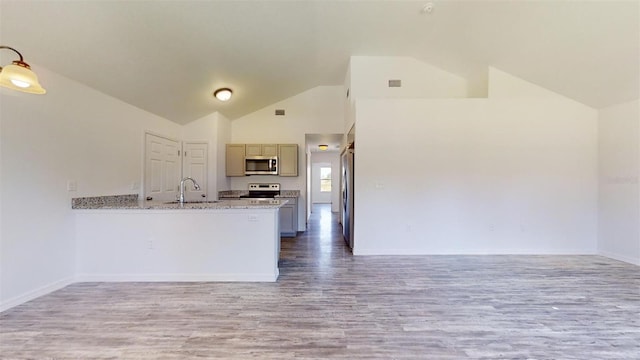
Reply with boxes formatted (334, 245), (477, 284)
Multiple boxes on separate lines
(0, 276), (74, 313)
(598, 250), (640, 266)
(353, 247), (597, 256)
(75, 271), (279, 283)
(0, 270), (281, 313)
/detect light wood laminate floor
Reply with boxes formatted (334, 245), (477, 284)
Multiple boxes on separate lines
(1, 204), (639, 359)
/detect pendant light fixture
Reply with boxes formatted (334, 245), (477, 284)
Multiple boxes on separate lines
(0, 46), (46, 94)
(214, 88), (232, 101)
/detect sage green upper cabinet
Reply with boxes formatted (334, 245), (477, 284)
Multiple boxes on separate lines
(226, 143), (298, 177)
(225, 144), (245, 177)
(278, 144), (298, 177)
(246, 144), (278, 157)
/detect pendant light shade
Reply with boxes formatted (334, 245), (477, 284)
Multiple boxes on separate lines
(0, 46), (46, 94)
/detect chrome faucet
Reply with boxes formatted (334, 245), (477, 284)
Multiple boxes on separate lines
(178, 177), (201, 203)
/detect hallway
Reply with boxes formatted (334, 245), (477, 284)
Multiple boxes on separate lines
(279, 204), (352, 279)
(1, 204), (638, 359)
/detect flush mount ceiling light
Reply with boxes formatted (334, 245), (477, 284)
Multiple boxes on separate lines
(318, 144), (329, 151)
(214, 88), (232, 101)
(0, 45), (46, 94)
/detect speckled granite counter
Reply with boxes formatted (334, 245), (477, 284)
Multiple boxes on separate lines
(72, 194), (287, 210)
(217, 190), (300, 199)
(217, 190), (248, 199)
(277, 190), (300, 198)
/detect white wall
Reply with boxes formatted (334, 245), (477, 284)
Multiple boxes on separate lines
(230, 86), (345, 231)
(349, 56), (468, 100)
(75, 209), (280, 282)
(310, 152), (341, 212)
(489, 67), (585, 105)
(344, 55), (469, 139)
(598, 99), (640, 265)
(0, 67), (181, 311)
(354, 98), (598, 255)
(216, 113), (232, 193)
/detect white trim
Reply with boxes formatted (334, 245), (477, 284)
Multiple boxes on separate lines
(0, 276), (74, 313)
(598, 250), (640, 266)
(144, 129), (180, 143)
(0, 269), (280, 313)
(353, 248), (599, 256)
(75, 271), (279, 283)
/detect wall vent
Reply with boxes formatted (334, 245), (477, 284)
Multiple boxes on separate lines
(388, 79), (402, 87)
(275, 109), (285, 116)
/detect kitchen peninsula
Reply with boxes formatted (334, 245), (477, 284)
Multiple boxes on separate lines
(72, 195), (287, 282)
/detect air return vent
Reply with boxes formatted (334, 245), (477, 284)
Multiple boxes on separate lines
(388, 79), (402, 87)
(275, 109), (285, 116)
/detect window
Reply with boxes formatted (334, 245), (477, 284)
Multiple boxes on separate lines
(320, 167), (332, 192)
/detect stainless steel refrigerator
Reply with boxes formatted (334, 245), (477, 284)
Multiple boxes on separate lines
(341, 147), (354, 249)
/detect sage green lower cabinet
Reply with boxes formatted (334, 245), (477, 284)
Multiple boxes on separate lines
(279, 197), (298, 237)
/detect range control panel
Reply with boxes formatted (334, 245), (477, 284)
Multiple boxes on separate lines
(248, 183), (280, 191)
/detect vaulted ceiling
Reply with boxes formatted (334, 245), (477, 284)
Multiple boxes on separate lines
(1, 1), (638, 124)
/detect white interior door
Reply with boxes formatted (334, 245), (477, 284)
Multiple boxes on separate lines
(182, 142), (208, 201)
(145, 133), (180, 201)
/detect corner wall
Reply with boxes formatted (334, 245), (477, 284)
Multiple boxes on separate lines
(598, 99), (640, 265)
(0, 68), (181, 311)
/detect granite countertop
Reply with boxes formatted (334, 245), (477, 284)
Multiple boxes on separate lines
(218, 190), (248, 199)
(218, 190), (301, 198)
(72, 194), (288, 210)
(277, 190), (300, 198)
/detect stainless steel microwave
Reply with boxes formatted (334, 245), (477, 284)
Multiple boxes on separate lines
(245, 156), (278, 175)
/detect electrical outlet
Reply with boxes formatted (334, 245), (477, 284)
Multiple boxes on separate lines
(67, 180), (77, 192)
(147, 239), (154, 250)
(248, 215), (258, 222)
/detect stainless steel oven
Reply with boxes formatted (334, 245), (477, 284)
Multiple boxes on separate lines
(240, 183), (281, 199)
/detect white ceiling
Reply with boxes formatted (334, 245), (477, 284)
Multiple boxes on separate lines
(1, 1), (638, 125)
(306, 133), (344, 154)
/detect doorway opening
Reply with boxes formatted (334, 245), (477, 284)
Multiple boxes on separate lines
(304, 133), (343, 222)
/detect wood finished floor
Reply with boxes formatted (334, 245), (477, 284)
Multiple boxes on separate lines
(1, 204), (639, 359)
